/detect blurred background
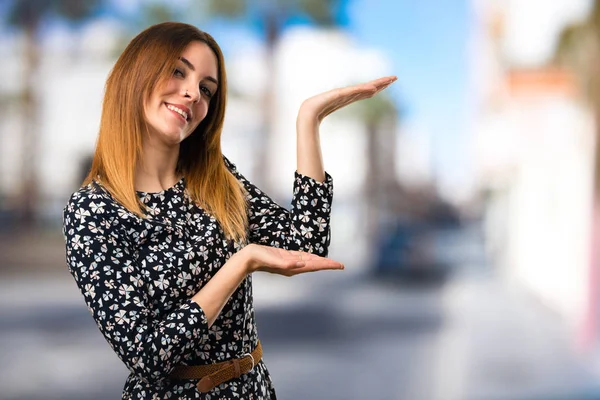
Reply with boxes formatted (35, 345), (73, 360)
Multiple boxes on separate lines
(2, 0), (600, 399)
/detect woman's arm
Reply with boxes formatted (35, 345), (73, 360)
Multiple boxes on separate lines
(225, 157), (334, 256)
(225, 77), (397, 256)
(192, 243), (343, 327)
(295, 75), (397, 182)
(64, 196), (209, 383)
(296, 116), (325, 182)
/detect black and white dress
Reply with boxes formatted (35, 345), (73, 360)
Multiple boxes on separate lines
(63, 156), (333, 399)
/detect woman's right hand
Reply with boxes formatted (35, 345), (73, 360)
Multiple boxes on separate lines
(241, 243), (344, 277)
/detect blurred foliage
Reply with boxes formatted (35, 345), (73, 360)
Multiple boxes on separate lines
(345, 92), (397, 124)
(204, 0), (340, 28)
(555, 0), (600, 105)
(207, 0), (248, 18)
(555, 0), (600, 191)
(6, 0), (101, 30)
(108, 2), (181, 55)
(140, 2), (179, 27)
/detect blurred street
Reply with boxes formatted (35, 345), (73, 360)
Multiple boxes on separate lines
(1, 224), (598, 400)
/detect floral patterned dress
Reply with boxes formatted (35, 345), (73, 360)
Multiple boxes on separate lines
(62, 156), (333, 399)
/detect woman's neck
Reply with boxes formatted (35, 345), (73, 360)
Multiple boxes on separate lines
(135, 139), (182, 193)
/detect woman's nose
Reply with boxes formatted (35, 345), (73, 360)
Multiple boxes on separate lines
(184, 87), (199, 103)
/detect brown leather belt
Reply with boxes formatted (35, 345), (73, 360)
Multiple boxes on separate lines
(169, 341), (263, 392)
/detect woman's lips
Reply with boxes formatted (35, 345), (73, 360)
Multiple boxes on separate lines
(165, 103), (188, 123)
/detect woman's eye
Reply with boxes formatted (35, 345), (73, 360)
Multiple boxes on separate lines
(201, 86), (213, 98)
(173, 68), (184, 78)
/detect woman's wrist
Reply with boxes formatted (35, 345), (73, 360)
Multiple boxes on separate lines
(297, 103), (321, 127)
(295, 113), (325, 182)
(236, 244), (257, 274)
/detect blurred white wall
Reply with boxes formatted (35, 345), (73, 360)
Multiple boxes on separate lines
(505, 75), (595, 331)
(471, 0), (598, 341)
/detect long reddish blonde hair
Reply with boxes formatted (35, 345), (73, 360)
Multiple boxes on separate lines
(84, 22), (248, 241)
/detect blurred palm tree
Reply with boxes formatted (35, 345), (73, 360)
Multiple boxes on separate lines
(5, 0), (102, 228)
(555, 0), (600, 190)
(343, 92), (400, 244)
(201, 0), (346, 191)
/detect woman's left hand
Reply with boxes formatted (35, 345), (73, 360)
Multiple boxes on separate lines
(298, 75), (397, 123)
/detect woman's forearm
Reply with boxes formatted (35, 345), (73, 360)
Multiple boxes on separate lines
(296, 112), (326, 183)
(191, 250), (250, 328)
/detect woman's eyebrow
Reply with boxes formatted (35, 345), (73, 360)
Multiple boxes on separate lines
(179, 57), (195, 71)
(179, 56), (219, 86)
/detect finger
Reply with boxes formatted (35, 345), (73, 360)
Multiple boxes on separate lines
(292, 258), (342, 268)
(344, 77), (394, 93)
(259, 258), (344, 277)
(290, 256), (344, 270)
(319, 90), (375, 118)
(373, 81), (396, 95)
(313, 77), (395, 108)
(376, 80), (396, 92)
(337, 84), (378, 99)
(259, 259), (343, 276)
(284, 253), (343, 268)
(370, 76), (397, 88)
(291, 261), (345, 274)
(342, 80), (394, 102)
(315, 83), (385, 119)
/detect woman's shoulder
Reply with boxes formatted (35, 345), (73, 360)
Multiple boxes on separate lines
(63, 180), (134, 224)
(66, 180), (111, 209)
(222, 154), (237, 172)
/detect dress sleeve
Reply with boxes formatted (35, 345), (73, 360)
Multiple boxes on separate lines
(63, 191), (209, 383)
(224, 156), (334, 256)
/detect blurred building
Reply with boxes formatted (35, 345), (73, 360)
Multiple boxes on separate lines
(471, 0), (598, 353)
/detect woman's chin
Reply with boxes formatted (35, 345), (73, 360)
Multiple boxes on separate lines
(160, 130), (188, 146)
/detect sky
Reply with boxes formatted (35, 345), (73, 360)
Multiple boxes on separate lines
(345, 0), (472, 195)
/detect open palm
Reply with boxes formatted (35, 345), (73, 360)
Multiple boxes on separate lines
(246, 244), (344, 277)
(300, 76), (397, 122)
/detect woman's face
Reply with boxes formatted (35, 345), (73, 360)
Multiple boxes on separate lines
(144, 41), (219, 147)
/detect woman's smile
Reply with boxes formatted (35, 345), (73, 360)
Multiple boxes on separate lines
(165, 102), (191, 123)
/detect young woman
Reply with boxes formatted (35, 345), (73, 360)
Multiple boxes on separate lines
(63, 22), (396, 399)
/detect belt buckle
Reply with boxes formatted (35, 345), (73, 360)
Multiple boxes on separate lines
(241, 352), (255, 370)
